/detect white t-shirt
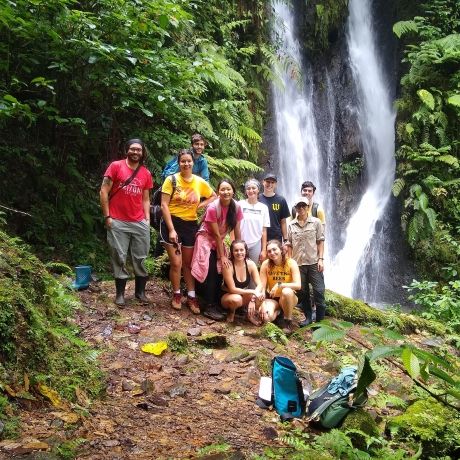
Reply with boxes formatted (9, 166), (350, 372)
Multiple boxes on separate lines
(238, 199), (270, 248)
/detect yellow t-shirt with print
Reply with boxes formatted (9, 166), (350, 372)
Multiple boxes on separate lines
(162, 173), (213, 221)
(265, 258), (294, 297)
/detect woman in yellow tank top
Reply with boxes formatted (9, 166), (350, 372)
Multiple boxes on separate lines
(259, 240), (301, 333)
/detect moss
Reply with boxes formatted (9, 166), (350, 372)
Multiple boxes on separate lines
(325, 290), (446, 336)
(255, 350), (272, 376)
(0, 229), (104, 407)
(195, 333), (228, 349)
(341, 408), (380, 450)
(167, 332), (189, 353)
(387, 398), (460, 458)
(261, 322), (288, 345)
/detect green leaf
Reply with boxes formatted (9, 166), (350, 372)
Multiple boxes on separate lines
(423, 207), (436, 230)
(437, 155), (459, 167)
(393, 20), (418, 38)
(418, 192), (428, 210)
(447, 94), (460, 107)
(158, 14), (169, 29)
(3, 94), (18, 103)
(367, 345), (401, 362)
(417, 89), (435, 110)
(392, 178), (405, 197)
(312, 325), (346, 343)
(401, 347), (420, 379)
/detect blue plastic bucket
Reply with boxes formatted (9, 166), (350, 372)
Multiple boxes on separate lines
(72, 265), (92, 290)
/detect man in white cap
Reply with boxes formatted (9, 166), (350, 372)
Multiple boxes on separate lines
(286, 196), (325, 326)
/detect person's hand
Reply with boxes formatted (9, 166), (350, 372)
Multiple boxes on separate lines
(254, 290), (265, 302)
(169, 230), (178, 243)
(220, 255), (231, 269)
(318, 258), (324, 273)
(104, 217), (113, 229)
(269, 283), (280, 298)
(259, 250), (267, 263)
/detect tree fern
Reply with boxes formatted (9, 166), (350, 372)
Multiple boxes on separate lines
(417, 89), (435, 110)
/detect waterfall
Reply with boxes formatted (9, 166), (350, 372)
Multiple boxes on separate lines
(328, 0), (396, 299)
(271, 0), (396, 303)
(271, 0), (322, 207)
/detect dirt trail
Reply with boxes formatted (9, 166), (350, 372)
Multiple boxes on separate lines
(2, 279), (334, 459)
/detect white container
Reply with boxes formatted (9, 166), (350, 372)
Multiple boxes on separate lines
(258, 376), (272, 402)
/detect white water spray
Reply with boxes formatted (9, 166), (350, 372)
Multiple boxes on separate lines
(328, 0), (396, 298)
(271, 1), (322, 207)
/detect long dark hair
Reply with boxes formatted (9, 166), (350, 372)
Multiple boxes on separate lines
(217, 179), (237, 232)
(125, 138), (146, 163)
(229, 239), (249, 261)
(266, 239), (286, 269)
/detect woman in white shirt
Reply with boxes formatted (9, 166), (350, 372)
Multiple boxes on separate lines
(238, 179), (270, 264)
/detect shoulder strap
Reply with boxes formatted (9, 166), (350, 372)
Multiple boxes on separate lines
(312, 202), (319, 218)
(109, 163), (142, 201)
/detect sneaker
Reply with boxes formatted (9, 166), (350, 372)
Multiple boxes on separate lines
(186, 296), (201, 315)
(171, 293), (182, 310)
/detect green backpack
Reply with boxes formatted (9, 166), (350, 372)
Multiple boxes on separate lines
(305, 356), (376, 429)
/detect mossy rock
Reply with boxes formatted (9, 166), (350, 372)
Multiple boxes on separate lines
(325, 290), (446, 336)
(195, 333), (228, 349)
(387, 398), (460, 458)
(341, 408), (380, 450)
(167, 332), (188, 353)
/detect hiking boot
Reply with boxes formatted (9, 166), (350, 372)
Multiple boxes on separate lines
(115, 278), (127, 307)
(186, 296), (201, 315)
(202, 304), (226, 321)
(171, 293), (182, 310)
(135, 276), (150, 303)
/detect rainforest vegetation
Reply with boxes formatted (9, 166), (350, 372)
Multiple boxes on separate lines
(0, 0), (459, 458)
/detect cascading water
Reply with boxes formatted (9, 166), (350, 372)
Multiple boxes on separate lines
(327, 0), (396, 299)
(271, 0), (322, 207)
(271, 0), (397, 303)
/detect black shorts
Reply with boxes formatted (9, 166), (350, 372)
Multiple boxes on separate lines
(160, 216), (199, 248)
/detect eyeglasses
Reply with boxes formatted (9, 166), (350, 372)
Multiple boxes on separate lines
(128, 148), (143, 153)
(173, 242), (181, 255)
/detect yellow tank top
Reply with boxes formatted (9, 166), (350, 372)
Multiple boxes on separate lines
(266, 258), (293, 297)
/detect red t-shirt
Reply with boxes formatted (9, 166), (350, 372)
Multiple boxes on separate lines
(203, 199), (243, 249)
(104, 160), (153, 222)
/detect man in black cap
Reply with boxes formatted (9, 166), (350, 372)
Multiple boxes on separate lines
(259, 173), (291, 246)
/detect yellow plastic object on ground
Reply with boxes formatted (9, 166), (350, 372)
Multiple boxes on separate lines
(141, 341), (168, 355)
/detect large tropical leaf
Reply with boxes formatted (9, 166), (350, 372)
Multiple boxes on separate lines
(401, 347), (420, 379)
(312, 325), (346, 343)
(417, 89), (435, 110)
(392, 177), (405, 197)
(367, 345), (401, 362)
(447, 94), (460, 107)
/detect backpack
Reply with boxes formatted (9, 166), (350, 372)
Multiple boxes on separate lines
(305, 356), (375, 428)
(150, 174), (177, 230)
(256, 356), (306, 421)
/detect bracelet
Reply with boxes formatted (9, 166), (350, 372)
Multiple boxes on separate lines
(318, 257), (324, 260)
(104, 215), (111, 220)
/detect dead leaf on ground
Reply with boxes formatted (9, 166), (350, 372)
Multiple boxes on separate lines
(50, 411), (80, 424)
(37, 384), (70, 411)
(75, 387), (91, 407)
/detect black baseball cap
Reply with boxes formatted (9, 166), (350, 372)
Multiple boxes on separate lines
(263, 172), (277, 181)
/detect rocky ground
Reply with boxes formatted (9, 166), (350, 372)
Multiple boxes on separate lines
(0, 278), (430, 459)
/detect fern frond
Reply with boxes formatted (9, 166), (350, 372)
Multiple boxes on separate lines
(392, 178), (406, 197)
(393, 20), (418, 38)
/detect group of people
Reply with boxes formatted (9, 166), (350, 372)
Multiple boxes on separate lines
(99, 135), (326, 332)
